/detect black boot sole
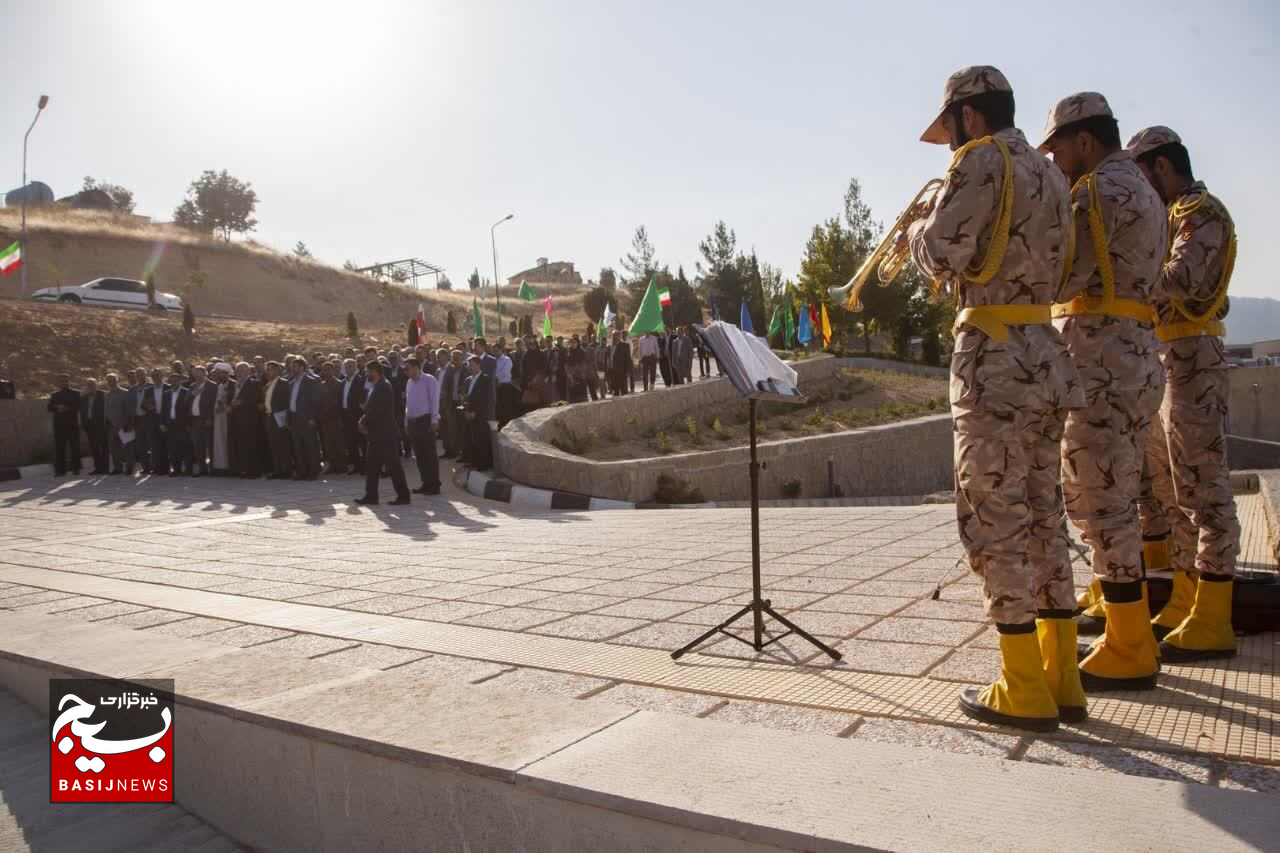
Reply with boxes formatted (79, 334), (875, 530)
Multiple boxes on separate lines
(958, 690), (1059, 733)
(1074, 614), (1106, 635)
(1158, 644), (1236, 664)
(1059, 705), (1088, 724)
(1151, 624), (1175, 642)
(1079, 670), (1158, 692)
(1076, 640), (1100, 662)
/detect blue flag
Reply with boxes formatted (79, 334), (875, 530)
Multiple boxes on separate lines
(709, 296), (720, 321)
(739, 302), (754, 334)
(797, 301), (812, 344)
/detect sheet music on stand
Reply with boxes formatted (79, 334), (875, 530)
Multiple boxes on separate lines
(695, 322), (805, 403)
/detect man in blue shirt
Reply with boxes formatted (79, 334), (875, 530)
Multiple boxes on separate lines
(403, 357), (441, 495)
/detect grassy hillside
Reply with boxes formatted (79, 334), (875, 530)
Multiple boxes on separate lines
(0, 207), (592, 331)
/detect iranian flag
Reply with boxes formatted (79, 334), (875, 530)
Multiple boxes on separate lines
(658, 287), (671, 307)
(416, 303), (427, 338)
(0, 242), (20, 277)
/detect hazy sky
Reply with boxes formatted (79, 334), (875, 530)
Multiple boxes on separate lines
(5, 0), (1277, 298)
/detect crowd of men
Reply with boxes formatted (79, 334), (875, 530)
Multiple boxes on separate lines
(906, 65), (1240, 732)
(43, 328), (716, 503)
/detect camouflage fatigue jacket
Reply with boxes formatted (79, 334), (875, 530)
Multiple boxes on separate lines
(1157, 181), (1233, 371)
(908, 127), (1082, 414)
(1059, 151), (1167, 394)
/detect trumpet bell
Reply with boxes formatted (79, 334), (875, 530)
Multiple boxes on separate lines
(828, 282), (861, 312)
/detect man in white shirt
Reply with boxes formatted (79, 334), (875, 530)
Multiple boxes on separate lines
(636, 331), (660, 392)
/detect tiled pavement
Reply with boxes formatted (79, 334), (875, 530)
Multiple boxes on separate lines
(0, 469), (1276, 795)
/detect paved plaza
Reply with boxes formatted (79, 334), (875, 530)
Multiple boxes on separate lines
(0, 467), (1276, 795)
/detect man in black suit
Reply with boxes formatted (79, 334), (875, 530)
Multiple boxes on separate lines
(228, 362), (262, 478)
(608, 331), (632, 397)
(80, 377), (109, 474)
(140, 368), (169, 475)
(356, 362), (409, 505)
(438, 349), (465, 459)
(262, 361), (293, 479)
(287, 357), (323, 479)
(317, 360), (347, 475)
(385, 351), (410, 458)
(459, 355), (494, 470)
(339, 357), (365, 474)
(47, 375), (82, 475)
(186, 366), (218, 476)
(162, 373), (192, 475)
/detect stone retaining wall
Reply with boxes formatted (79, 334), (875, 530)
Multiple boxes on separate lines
(0, 398), (76, 467)
(495, 357), (954, 503)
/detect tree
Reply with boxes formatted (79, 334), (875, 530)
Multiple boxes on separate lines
(582, 284), (615, 323)
(172, 169), (259, 241)
(293, 241), (312, 258)
(438, 274), (453, 291)
(508, 319), (518, 337)
(347, 311), (359, 339)
(144, 272), (156, 308)
(667, 266), (702, 326)
(82, 176), (136, 214)
(467, 268), (481, 291)
(598, 266), (617, 291)
(694, 221), (753, 326)
(182, 303), (195, 334)
(619, 226), (657, 286)
(179, 270), (208, 308)
(446, 310), (457, 334)
(343, 259), (359, 271)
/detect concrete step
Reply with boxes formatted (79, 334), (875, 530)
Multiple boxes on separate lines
(0, 687), (242, 852)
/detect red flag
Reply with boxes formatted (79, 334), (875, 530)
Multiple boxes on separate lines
(417, 303), (427, 340)
(808, 303), (823, 344)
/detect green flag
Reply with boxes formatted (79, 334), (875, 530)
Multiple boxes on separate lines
(542, 310), (552, 338)
(767, 305), (782, 339)
(472, 297), (484, 336)
(627, 277), (665, 337)
(783, 295), (796, 347)
(517, 280), (535, 301)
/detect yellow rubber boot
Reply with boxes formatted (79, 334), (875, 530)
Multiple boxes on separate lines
(1161, 576), (1236, 663)
(1080, 584), (1160, 691)
(1037, 615), (1087, 723)
(1143, 535), (1171, 573)
(1076, 578), (1102, 612)
(1075, 579), (1107, 635)
(1152, 571), (1197, 641)
(1141, 581), (1161, 661)
(959, 627), (1059, 732)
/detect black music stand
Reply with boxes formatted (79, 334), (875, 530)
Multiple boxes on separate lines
(671, 329), (842, 663)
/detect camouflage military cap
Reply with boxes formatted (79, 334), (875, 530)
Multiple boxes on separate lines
(1036, 92), (1114, 151)
(1126, 126), (1182, 159)
(920, 65), (1013, 145)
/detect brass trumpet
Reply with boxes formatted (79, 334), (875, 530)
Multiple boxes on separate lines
(828, 178), (944, 311)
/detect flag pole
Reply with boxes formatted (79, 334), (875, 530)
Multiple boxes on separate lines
(19, 95), (49, 300)
(490, 213), (514, 336)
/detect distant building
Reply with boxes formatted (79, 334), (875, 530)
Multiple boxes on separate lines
(1225, 339), (1280, 366)
(506, 258), (582, 287)
(4, 181), (54, 206)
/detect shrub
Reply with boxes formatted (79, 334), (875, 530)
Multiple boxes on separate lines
(781, 476), (802, 498)
(624, 412), (638, 425)
(654, 474), (706, 504)
(684, 416), (701, 443)
(551, 424), (598, 455)
(654, 431), (673, 454)
(805, 407), (826, 427)
(711, 417), (733, 440)
(777, 416), (796, 431)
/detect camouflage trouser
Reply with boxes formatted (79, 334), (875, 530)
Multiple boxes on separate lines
(1139, 417), (1180, 563)
(1139, 366), (1238, 576)
(1062, 385), (1162, 583)
(955, 407), (1073, 624)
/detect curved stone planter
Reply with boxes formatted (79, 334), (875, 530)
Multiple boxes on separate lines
(495, 356), (954, 504)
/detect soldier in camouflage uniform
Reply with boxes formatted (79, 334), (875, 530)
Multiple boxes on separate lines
(908, 66), (1083, 732)
(1128, 126), (1240, 662)
(1039, 94), (1168, 692)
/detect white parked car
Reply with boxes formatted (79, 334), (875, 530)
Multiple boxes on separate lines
(32, 277), (184, 312)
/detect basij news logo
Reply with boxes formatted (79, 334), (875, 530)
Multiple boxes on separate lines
(49, 678), (174, 803)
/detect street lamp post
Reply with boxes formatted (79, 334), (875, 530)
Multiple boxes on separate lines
(490, 213), (514, 335)
(19, 95), (50, 299)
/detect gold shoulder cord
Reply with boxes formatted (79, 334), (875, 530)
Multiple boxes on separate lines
(947, 136), (1014, 285)
(1167, 191), (1236, 327)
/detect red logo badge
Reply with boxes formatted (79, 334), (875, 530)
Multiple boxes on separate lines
(50, 678), (174, 803)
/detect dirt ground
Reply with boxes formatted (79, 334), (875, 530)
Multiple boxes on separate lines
(0, 301), (489, 396)
(576, 369), (948, 460)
